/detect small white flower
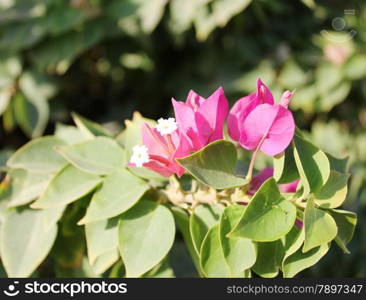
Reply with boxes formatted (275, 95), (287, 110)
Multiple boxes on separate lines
(156, 117), (178, 135)
(130, 145), (150, 168)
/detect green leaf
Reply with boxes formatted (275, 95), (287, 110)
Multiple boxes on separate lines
(137, 0), (168, 34)
(0, 55), (22, 89)
(326, 153), (349, 174)
(315, 62), (343, 95)
(328, 209), (357, 254)
(252, 240), (284, 278)
(40, 5), (87, 35)
(55, 123), (88, 145)
(319, 81), (351, 112)
(91, 249), (119, 276)
(282, 225), (305, 261)
(314, 171), (348, 208)
(278, 60), (308, 89)
(293, 135), (330, 197)
(41, 205), (66, 229)
(19, 71), (57, 103)
(118, 200), (175, 277)
(219, 205), (256, 275)
(32, 164), (101, 208)
(0, 208), (57, 277)
(283, 243), (330, 278)
(57, 137), (126, 175)
(190, 204), (222, 255)
(273, 144), (299, 184)
(7, 136), (67, 173)
(13, 92), (49, 138)
(86, 217), (119, 264)
(171, 207), (203, 276)
(177, 140), (247, 189)
(344, 55), (366, 80)
(79, 169), (149, 224)
(303, 198), (338, 252)
(212, 0), (252, 27)
(200, 224), (230, 277)
(169, 0), (198, 33)
(291, 85), (318, 113)
(6, 168), (52, 207)
(142, 259), (175, 278)
(71, 112), (113, 138)
(0, 87), (12, 116)
(30, 20), (105, 74)
(230, 178), (296, 241)
(0, 148), (13, 171)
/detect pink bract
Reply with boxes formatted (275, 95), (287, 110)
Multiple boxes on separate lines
(228, 78), (274, 141)
(172, 87), (228, 152)
(130, 123), (192, 177)
(228, 78), (295, 156)
(247, 167), (299, 195)
(240, 103), (295, 156)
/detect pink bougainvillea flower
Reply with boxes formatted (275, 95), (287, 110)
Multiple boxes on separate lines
(129, 119), (192, 177)
(247, 167), (299, 195)
(172, 87), (228, 152)
(228, 79), (274, 141)
(240, 102), (295, 156)
(228, 78), (295, 156)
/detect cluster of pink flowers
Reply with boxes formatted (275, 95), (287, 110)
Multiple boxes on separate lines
(129, 78), (297, 190)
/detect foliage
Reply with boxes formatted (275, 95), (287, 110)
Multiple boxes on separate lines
(0, 107), (356, 277)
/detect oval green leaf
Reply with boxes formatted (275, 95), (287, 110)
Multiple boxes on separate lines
(118, 200), (175, 277)
(200, 224), (230, 277)
(293, 135), (330, 197)
(328, 209), (357, 254)
(79, 169), (149, 224)
(6, 168), (52, 207)
(219, 205), (256, 275)
(7, 136), (67, 173)
(189, 204), (222, 255)
(303, 198), (338, 252)
(314, 170), (348, 208)
(57, 137), (126, 175)
(230, 178), (296, 241)
(283, 243), (330, 278)
(1, 208), (58, 277)
(86, 217), (119, 264)
(177, 140), (248, 189)
(252, 240), (284, 278)
(273, 145), (299, 184)
(32, 164), (101, 208)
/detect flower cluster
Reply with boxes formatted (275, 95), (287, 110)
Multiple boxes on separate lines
(129, 79), (296, 182)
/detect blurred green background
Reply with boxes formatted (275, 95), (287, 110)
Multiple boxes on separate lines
(0, 0), (365, 277)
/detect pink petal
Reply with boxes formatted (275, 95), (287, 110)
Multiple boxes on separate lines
(172, 99), (202, 149)
(280, 90), (294, 108)
(279, 179), (300, 193)
(227, 94), (255, 141)
(240, 104), (295, 156)
(173, 131), (193, 159)
(228, 79), (274, 142)
(186, 90), (206, 110)
(256, 78), (274, 104)
(144, 160), (176, 177)
(197, 87), (228, 142)
(142, 123), (170, 158)
(247, 167), (274, 195)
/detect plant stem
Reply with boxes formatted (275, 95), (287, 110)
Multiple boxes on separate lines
(246, 135), (266, 181)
